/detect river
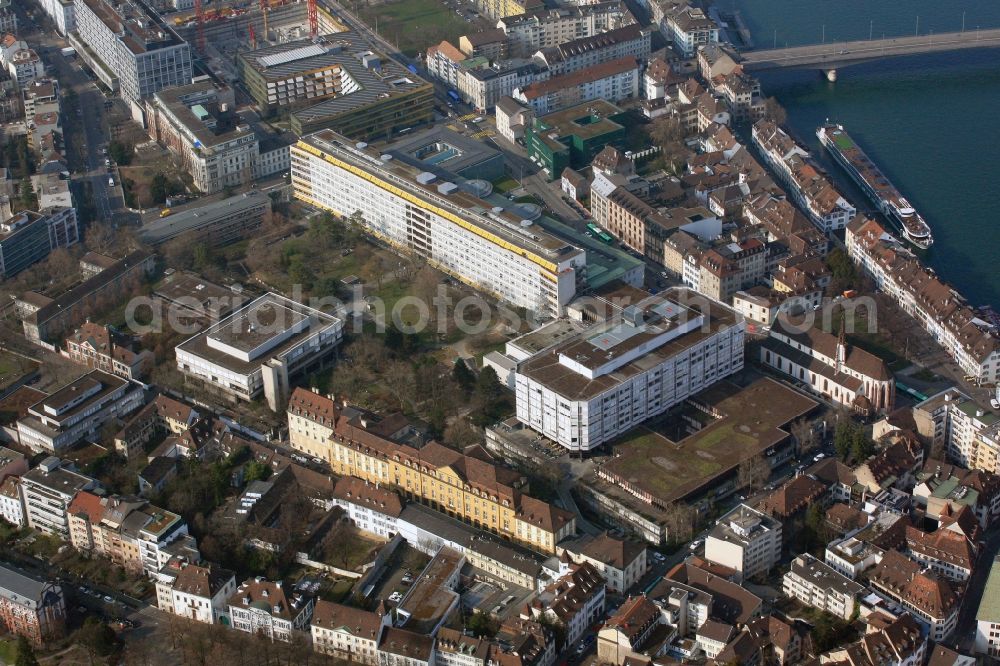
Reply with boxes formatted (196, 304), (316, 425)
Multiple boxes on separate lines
(732, 0), (1000, 307)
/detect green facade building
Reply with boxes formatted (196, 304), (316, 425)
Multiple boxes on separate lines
(525, 100), (628, 180)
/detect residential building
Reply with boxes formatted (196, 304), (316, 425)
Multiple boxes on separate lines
(228, 578), (314, 642)
(665, 6), (719, 57)
(492, 618), (556, 666)
(912, 388), (1000, 472)
(514, 56), (640, 115)
(426, 41), (467, 88)
(904, 507), (979, 582)
(524, 100), (627, 178)
(113, 394), (200, 459)
(311, 601), (388, 664)
(395, 547), (463, 634)
(19, 249), (155, 343)
(156, 561), (237, 625)
(137, 190), (271, 247)
(67, 491), (190, 575)
(378, 627), (435, 666)
(72, 0), (192, 105)
(821, 613), (926, 666)
(913, 458), (1000, 528)
(459, 29), (508, 60)
(753, 120), (856, 233)
(733, 287), (821, 327)
(531, 25), (651, 77)
(0, 38), (43, 86)
(514, 288), (745, 452)
(868, 550), (958, 642)
(475, 0), (543, 21)
(333, 476), (404, 540)
(697, 239), (766, 303)
(499, 4), (636, 58)
(558, 532), (647, 593)
(436, 628), (489, 666)
(0, 447), (26, 484)
(782, 554), (864, 620)
(523, 561), (605, 646)
(0, 208), (79, 279)
(145, 82), (258, 195)
(495, 95), (533, 143)
(20, 457), (99, 538)
(459, 59), (545, 112)
(16, 370), (144, 453)
(175, 292), (344, 411)
(0, 564), (65, 645)
(704, 504), (782, 582)
(0, 476), (23, 526)
(291, 129), (586, 317)
(761, 320), (895, 414)
(596, 595), (665, 665)
(64, 322), (151, 380)
(237, 34), (433, 139)
(975, 557), (1000, 659)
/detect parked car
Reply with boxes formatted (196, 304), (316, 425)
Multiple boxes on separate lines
(688, 539), (703, 552)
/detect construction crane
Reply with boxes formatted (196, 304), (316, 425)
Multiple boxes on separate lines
(248, 22), (256, 48)
(307, 0), (318, 39)
(259, 0), (269, 43)
(194, 0), (206, 52)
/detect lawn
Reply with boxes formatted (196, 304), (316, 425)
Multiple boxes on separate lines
(355, 0), (471, 56)
(0, 351), (37, 391)
(492, 177), (520, 194)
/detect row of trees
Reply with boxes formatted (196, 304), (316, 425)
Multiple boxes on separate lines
(833, 419), (875, 464)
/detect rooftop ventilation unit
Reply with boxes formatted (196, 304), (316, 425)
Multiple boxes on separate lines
(416, 172), (436, 185)
(438, 182), (458, 195)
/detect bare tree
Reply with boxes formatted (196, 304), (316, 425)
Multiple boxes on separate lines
(790, 418), (818, 456)
(737, 454), (771, 494)
(648, 116), (689, 175)
(764, 97), (787, 124)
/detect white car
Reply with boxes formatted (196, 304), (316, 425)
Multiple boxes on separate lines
(388, 592), (403, 603)
(688, 539), (703, 552)
(814, 453), (826, 462)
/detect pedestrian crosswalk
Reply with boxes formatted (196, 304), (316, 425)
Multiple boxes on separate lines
(458, 112), (478, 121)
(471, 129), (494, 139)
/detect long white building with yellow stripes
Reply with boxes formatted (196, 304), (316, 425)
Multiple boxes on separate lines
(291, 130), (586, 316)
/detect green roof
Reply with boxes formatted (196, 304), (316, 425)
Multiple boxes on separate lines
(976, 557), (1000, 622)
(956, 400), (1000, 425)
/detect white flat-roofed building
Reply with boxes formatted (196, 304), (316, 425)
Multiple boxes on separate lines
(16, 370), (144, 453)
(291, 130), (586, 317)
(783, 554), (865, 620)
(514, 288), (744, 452)
(73, 0), (192, 105)
(975, 557), (1000, 659)
(38, 0), (76, 35)
(176, 292), (343, 411)
(705, 504), (782, 582)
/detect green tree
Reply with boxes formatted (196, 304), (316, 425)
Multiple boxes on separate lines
(810, 611), (851, 652)
(827, 248), (860, 294)
(851, 429), (875, 463)
(465, 610), (499, 638)
(244, 459), (272, 483)
(108, 140), (132, 166)
(834, 420), (856, 461)
(287, 255), (315, 290)
(149, 172), (170, 204)
(15, 635), (39, 666)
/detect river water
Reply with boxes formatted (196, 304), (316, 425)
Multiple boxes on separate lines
(733, 0), (1000, 307)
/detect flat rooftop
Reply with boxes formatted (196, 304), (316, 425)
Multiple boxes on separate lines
(518, 289), (738, 401)
(397, 547), (462, 634)
(153, 82), (248, 150)
(177, 293), (340, 374)
(300, 130), (579, 262)
(509, 320), (592, 356)
(532, 99), (625, 151)
(138, 190), (269, 246)
(246, 33), (429, 122)
(600, 377), (817, 504)
(153, 271), (240, 314)
(383, 126), (502, 176)
(28, 370), (126, 427)
(78, 0), (185, 55)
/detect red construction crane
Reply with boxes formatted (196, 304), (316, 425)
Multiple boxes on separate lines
(248, 22), (256, 48)
(307, 0), (318, 39)
(194, 0), (206, 52)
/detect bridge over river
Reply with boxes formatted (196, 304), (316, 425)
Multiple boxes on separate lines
(739, 27), (1000, 80)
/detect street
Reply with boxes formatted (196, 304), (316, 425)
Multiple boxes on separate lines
(13, 1), (134, 229)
